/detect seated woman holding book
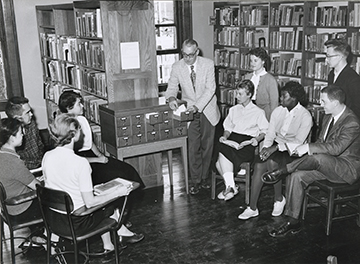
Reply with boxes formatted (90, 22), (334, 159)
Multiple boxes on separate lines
(57, 90), (144, 244)
(43, 113), (140, 254)
(216, 80), (269, 201)
(238, 81), (313, 220)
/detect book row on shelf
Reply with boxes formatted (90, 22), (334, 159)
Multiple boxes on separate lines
(305, 58), (330, 80)
(214, 49), (240, 68)
(308, 5), (348, 27)
(305, 32), (346, 53)
(218, 68), (240, 89)
(269, 5), (304, 26)
(45, 60), (81, 89)
(240, 5), (268, 26)
(75, 8), (102, 38)
(269, 30), (303, 51)
(349, 3), (360, 26)
(90, 123), (106, 154)
(214, 3), (359, 28)
(39, 33), (105, 70)
(81, 70), (107, 98)
(270, 53), (302, 77)
(44, 59), (107, 97)
(83, 95), (107, 124)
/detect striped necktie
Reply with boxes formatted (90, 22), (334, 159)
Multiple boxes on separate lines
(190, 65), (196, 90)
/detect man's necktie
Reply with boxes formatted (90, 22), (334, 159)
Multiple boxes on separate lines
(190, 65), (196, 90)
(325, 117), (334, 140)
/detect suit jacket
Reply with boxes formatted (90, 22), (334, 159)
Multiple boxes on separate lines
(165, 56), (220, 126)
(328, 65), (360, 119)
(309, 107), (360, 184)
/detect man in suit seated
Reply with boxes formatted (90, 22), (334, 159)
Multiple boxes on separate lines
(165, 39), (221, 195)
(262, 85), (360, 237)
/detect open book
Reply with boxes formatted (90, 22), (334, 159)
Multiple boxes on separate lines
(94, 178), (134, 196)
(222, 139), (252, 150)
(285, 142), (301, 156)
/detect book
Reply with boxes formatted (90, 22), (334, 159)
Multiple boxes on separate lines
(222, 139), (252, 150)
(93, 178), (134, 196)
(285, 142), (301, 156)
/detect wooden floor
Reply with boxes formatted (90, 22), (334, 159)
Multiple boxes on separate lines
(2, 149), (360, 264)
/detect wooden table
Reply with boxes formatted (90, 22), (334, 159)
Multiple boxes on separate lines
(106, 136), (189, 194)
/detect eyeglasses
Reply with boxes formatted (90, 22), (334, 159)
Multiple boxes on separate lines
(326, 54), (340, 59)
(182, 50), (198, 59)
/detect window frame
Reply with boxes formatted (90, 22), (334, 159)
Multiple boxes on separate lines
(155, 0), (192, 91)
(0, 0), (23, 111)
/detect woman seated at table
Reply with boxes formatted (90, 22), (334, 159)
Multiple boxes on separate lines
(57, 90), (144, 244)
(238, 81), (313, 220)
(43, 113), (136, 254)
(216, 80), (269, 201)
(0, 118), (42, 234)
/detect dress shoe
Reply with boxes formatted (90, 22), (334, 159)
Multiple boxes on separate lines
(224, 186), (239, 201)
(200, 182), (211, 189)
(269, 221), (301, 238)
(189, 186), (199, 195)
(120, 233), (145, 244)
(262, 169), (287, 184)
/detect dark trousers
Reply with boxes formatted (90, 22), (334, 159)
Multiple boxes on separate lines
(188, 112), (215, 186)
(284, 154), (349, 219)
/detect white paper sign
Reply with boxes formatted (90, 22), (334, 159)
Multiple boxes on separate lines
(120, 42), (140, 69)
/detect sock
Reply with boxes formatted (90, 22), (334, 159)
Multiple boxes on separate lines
(117, 224), (134, 237)
(223, 172), (235, 188)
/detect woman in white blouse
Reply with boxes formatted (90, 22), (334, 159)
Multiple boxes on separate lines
(216, 80), (269, 201)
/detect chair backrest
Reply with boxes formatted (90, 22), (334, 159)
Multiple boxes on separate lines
(0, 182), (10, 225)
(36, 185), (76, 238)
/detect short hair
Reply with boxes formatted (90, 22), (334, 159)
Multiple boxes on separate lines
(247, 47), (270, 71)
(281, 81), (307, 106)
(321, 85), (346, 105)
(0, 118), (23, 147)
(58, 90), (82, 113)
(237, 79), (255, 98)
(182, 39), (198, 49)
(49, 113), (80, 147)
(5, 96), (29, 118)
(324, 38), (353, 64)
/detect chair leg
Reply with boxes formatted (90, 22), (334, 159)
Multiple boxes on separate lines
(0, 219), (3, 264)
(211, 171), (216, 200)
(244, 163), (251, 205)
(74, 240), (79, 264)
(112, 230), (119, 264)
(302, 189), (310, 221)
(326, 190), (335, 236)
(9, 229), (15, 264)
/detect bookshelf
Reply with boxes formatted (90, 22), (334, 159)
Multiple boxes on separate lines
(36, 1), (167, 188)
(213, 1), (360, 138)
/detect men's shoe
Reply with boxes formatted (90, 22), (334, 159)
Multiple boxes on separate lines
(189, 186), (199, 195)
(262, 168), (287, 184)
(238, 207), (259, 220)
(224, 186), (239, 201)
(120, 233), (145, 244)
(272, 196), (286, 216)
(269, 221), (301, 238)
(200, 182), (211, 189)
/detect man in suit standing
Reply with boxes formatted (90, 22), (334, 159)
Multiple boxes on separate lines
(325, 38), (360, 119)
(261, 85), (360, 237)
(166, 39), (220, 195)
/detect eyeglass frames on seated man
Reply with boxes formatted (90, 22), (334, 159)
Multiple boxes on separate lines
(182, 49), (198, 59)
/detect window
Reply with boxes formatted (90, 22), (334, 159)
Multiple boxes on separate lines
(154, 0), (192, 96)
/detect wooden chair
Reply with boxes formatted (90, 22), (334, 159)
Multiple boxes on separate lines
(36, 184), (136, 264)
(302, 179), (360, 235)
(211, 162), (251, 204)
(0, 182), (43, 264)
